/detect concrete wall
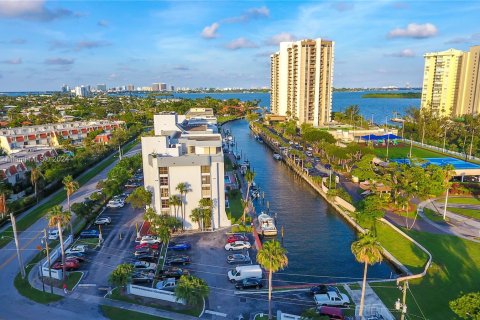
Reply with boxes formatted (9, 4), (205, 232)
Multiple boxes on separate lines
(127, 284), (185, 304)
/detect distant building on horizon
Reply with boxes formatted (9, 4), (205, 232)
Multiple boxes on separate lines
(61, 84), (69, 93)
(74, 85), (89, 97)
(421, 45), (480, 117)
(270, 38), (335, 127)
(97, 84), (107, 92)
(127, 84), (135, 91)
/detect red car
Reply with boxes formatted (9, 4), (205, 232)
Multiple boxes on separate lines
(52, 260), (80, 271)
(227, 234), (248, 243)
(134, 242), (160, 251)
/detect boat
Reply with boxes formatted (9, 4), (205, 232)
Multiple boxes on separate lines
(233, 152), (241, 160)
(242, 160), (250, 168)
(256, 212), (277, 236)
(250, 189), (260, 199)
(240, 164), (248, 175)
(273, 153), (282, 160)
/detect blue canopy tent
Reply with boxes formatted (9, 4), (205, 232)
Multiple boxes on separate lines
(379, 134), (401, 140)
(360, 134), (384, 141)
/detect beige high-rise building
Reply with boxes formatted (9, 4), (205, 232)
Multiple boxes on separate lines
(421, 46), (480, 117)
(457, 46), (480, 115)
(270, 38), (334, 127)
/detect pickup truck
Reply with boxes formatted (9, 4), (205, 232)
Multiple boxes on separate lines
(314, 291), (350, 307)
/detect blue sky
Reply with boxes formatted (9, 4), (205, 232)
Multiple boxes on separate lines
(0, 0), (479, 91)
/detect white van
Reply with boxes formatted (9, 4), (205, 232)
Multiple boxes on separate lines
(48, 229), (59, 240)
(228, 265), (262, 282)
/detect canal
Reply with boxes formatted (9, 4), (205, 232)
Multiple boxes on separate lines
(222, 119), (395, 285)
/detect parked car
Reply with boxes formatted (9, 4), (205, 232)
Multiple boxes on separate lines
(48, 229), (59, 240)
(157, 267), (190, 279)
(94, 217), (111, 225)
(306, 151), (313, 157)
(228, 265), (262, 282)
(134, 242), (160, 251)
(66, 255), (86, 262)
(133, 261), (157, 273)
(235, 278), (263, 290)
(314, 291), (350, 307)
(168, 242), (191, 251)
(107, 199), (124, 208)
(140, 235), (161, 244)
(80, 229), (100, 238)
(65, 245), (88, 254)
(225, 241), (251, 251)
(310, 284), (340, 296)
(131, 272), (154, 284)
(65, 257), (81, 264)
(227, 253), (251, 265)
(318, 306), (345, 320)
(135, 253), (159, 263)
(65, 252), (85, 259)
(165, 255), (191, 266)
(134, 247), (158, 256)
(226, 234), (248, 243)
(155, 278), (177, 291)
(52, 260), (80, 271)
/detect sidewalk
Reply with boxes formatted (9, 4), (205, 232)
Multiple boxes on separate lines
(418, 198), (480, 242)
(28, 269), (198, 320)
(343, 282), (395, 320)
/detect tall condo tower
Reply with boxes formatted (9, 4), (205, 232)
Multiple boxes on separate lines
(270, 38), (334, 127)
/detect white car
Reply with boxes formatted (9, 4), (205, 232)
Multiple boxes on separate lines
(140, 235), (161, 244)
(48, 229), (59, 240)
(225, 241), (252, 251)
(107, 199), (124, 208)
(94, 217), (112, 225)
(314, 291), (351, 307)
(155, 278), (176, 291)
(65, 245), (88, 254)
(133, 261), (157, 272)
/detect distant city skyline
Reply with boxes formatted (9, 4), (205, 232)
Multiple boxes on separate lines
(1, 0), (479, 91)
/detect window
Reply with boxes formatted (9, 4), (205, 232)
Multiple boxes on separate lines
(160, 188), (169, 198)
(201, 175), (211, 185)
(160, 177), (168, 186)
(201, 166), (210, 174)
(161, 199), (169, 209)
(201, 185), (211, 198)
(159, 167), (168, 175)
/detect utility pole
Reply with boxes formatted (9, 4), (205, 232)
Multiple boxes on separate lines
(118, 144), (122, 160)
(421, 121), (425, 146)
(469, 128), (475, 159)
(43, 229), (53, 294)
(409, 135), (413, 158)
(443, 125), (447, 153)
(11, 213), (26, 279)
(443, 187), (450, 220)
(400, 281), (408, 320)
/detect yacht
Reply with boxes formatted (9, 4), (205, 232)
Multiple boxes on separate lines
(256, 212), (277, 236)
(273, 153), (282, 160)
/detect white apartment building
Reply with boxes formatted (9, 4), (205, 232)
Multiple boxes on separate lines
(0, 120), (124, 154)
(271, 38), (335, 127)
(141, 112), (229, 230)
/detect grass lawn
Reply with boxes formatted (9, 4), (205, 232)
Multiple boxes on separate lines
(14, 251), (63, 304)
(0, 140), (137, 249)
(226, 190), (243, 223)
(447, 197), (480, 205)
(109, 288), (202, 317)
(373, 230), (480, 320)
(372, 145), (444, 160)
(65, 271), (82, 290)
(376, 221), (429, 274)
(100, 305), (168, 320)
(423, 208), (447, 223)
(447, 207), (480, 220)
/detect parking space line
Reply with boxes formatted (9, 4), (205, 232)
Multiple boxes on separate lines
(204, 310), (227, 317)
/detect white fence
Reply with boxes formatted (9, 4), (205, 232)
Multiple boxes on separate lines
(275, 311), (302, 320)
(40, 235), (73, 280)
(127, 284), (185, 304)
(355, 304), (395, 320)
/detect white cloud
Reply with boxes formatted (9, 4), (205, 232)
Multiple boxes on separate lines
(385, 49), (416, 57)
(0, 0), (75, 21)
(265, 32), (297, 46)
(226, 37), (258, 50)
(223, 6), (269, 23)
(44, 57), (74, 65)
(1, 57), (22, 65)
(201, 22), (220, 39)
(445, 33), (480, 44)
(331, 2), (354, 12)
(388, 23), (438, 39)
(98, 20), (109, 27)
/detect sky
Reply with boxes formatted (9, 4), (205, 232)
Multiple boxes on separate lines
(0, 0), (479, 91)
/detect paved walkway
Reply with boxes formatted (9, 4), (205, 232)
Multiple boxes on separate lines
(343, 282), (395, 320)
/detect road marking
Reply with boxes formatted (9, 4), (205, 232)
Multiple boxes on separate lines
(0, 229), (42, 270)
(204, 310), (227, 317)
(77, 283), (97, 287)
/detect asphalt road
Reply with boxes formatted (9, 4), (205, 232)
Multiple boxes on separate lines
(0, 143), (141, 320)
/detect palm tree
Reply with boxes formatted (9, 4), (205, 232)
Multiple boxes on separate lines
(157, 225), (171, 244)
(62, 175), (79, 234)
(190, 207), (203, 230)
(109, 263), (134, 294)
(256, 240), (288, 320)
(176, 182), (191, 230)
(0, 180), (11, 220)
(168, 195), (182, 218)
(199, 198), (213, 230)
(46, 205), (71, 283)
(26, 161), (43, 203)
(175, 275), (210, 307)
(144, 207), (157, 224)
(351, 232), (383, 318)
(242, 170), (256, 224)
